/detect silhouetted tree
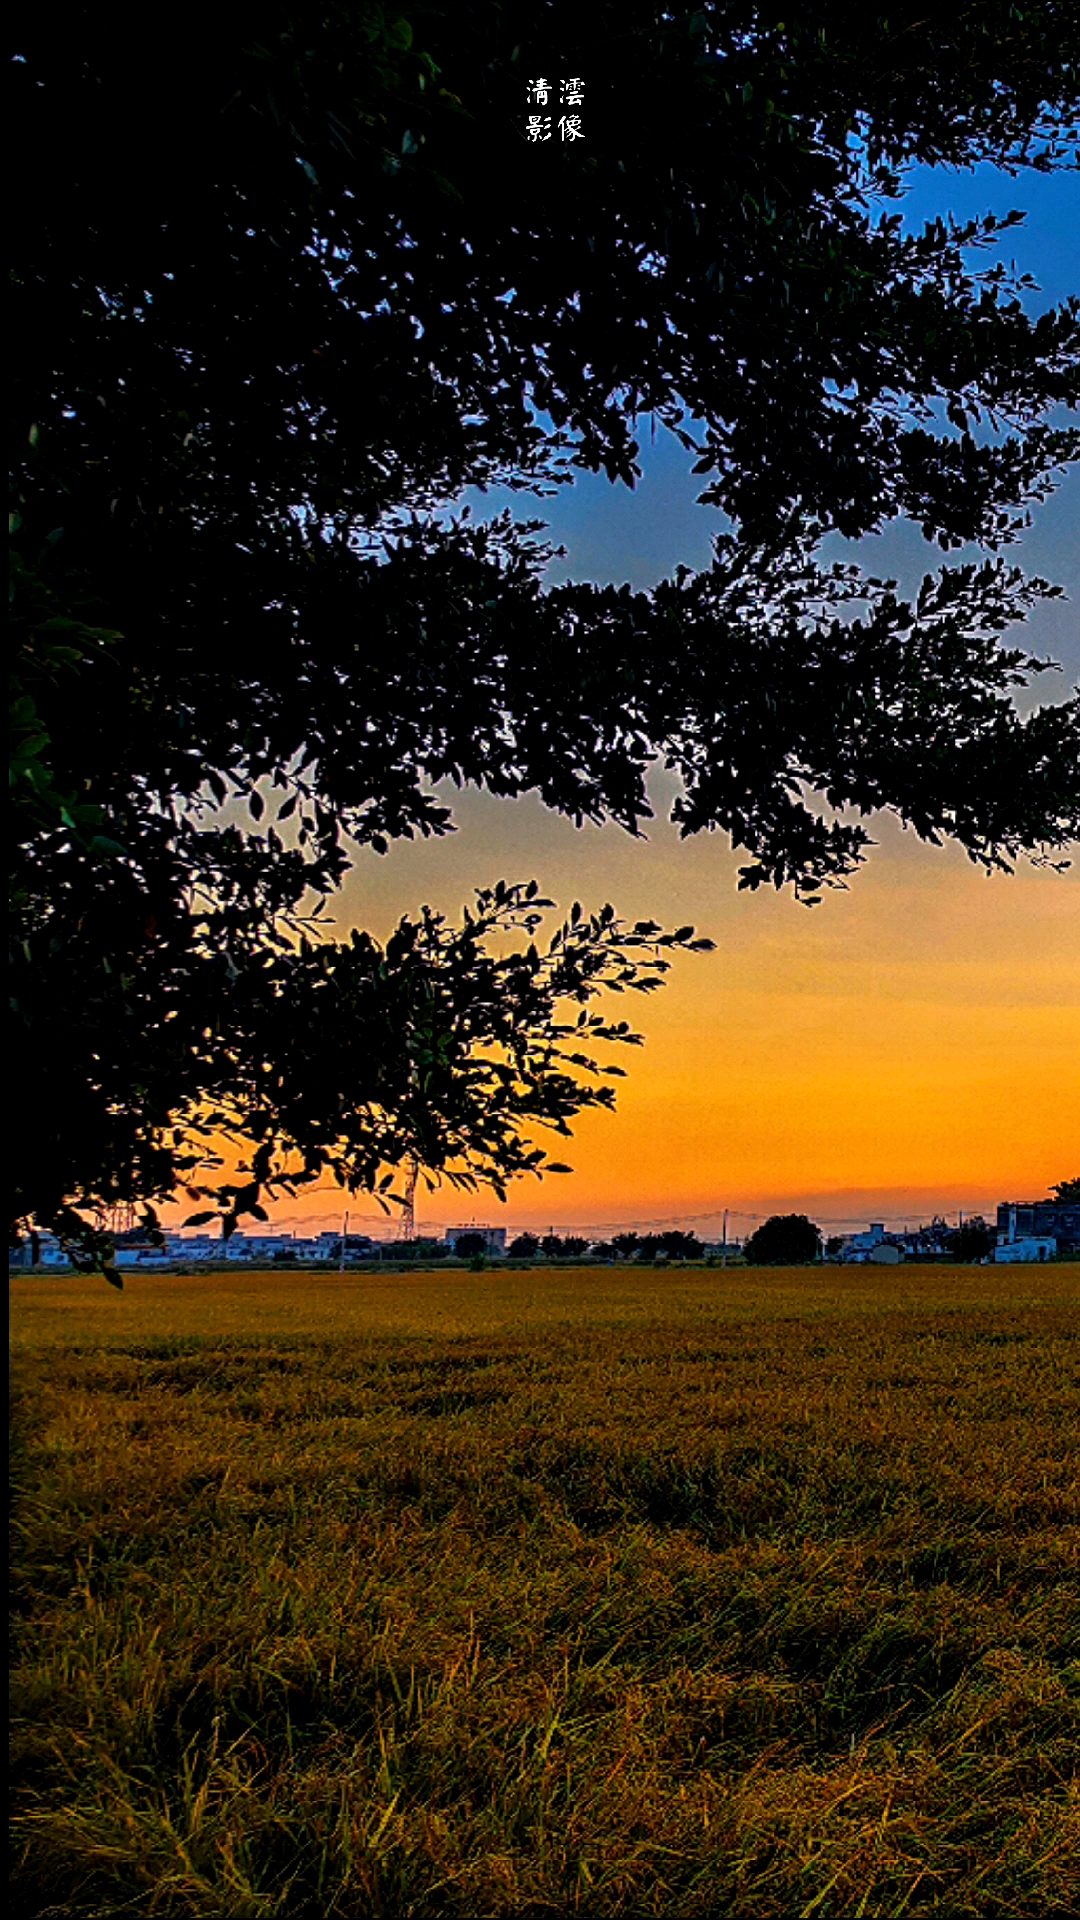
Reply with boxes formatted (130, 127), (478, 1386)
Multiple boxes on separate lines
(743, 1215), (823, 1265)
(508, 1234), (540, 1259)
(11, 3), (1078, 1272)
(540, 1234), (590, 1259)
(945, 1218), (996, 1263)
(452, 1232), (488, 1260)
(659, 1231), (703, 1260)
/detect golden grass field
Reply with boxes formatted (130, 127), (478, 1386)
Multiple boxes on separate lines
(10, 1264), (1080, 1917)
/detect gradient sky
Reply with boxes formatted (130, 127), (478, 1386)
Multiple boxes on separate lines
(173, 159), (1079, 1242)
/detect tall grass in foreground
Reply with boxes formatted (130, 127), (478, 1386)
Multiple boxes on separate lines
(10, 1267), (1080, 1916)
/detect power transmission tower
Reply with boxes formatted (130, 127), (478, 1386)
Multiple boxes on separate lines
(401, 1157), (418, 1242)
(103, 1203), (137, 1237)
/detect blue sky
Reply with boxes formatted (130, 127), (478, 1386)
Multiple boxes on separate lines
(464, 159), (1079, 693)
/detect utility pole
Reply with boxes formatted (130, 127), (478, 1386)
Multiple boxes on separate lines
(339, 1209), (349, 1273)
(722, 1209), (728, 1268)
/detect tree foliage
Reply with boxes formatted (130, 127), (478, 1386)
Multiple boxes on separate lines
(537, 1234), (591, 1258)
(945, 1217), (997, 1263)
(743, 1214), (823, 1265)
(9, 2), (1080, 1265)
(637, 1231), (705, 1262)
(593, 1230), (704, 1261)
(451, 1232), (489, 1260)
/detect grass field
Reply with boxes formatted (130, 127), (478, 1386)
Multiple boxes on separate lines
(10, 1265), (1080, 1916)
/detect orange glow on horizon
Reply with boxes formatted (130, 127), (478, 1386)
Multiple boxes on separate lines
(160, 784), (1078, 1240)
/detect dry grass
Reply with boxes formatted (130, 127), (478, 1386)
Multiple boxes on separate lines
(10, 1265), (1080, 1916)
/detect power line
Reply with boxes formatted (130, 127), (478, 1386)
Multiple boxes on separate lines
(164, 1199), (999, 1240)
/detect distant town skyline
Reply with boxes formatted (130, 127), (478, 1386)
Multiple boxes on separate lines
(161, 1178), (1071, 1243)
(43, 1186), (1076, 1269)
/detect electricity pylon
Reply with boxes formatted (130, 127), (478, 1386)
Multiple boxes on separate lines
(401, 1157), (418, 1241)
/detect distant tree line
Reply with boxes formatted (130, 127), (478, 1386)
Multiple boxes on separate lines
(496, 1230), (708, 1261)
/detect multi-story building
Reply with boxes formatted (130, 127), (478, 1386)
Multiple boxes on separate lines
(997, 1200), (1079, 1254)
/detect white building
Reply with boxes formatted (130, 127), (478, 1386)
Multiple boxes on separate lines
(300, 1231), (379, 1261)
(841, 1223), (888, 1262)
(114, 1245), (171, 1268)
(995, 1206), (1056, 1263)
(224, 1234), (300, 1261)
(994, 1235), (1056, 1263)
(163, 1233), (218, 1261)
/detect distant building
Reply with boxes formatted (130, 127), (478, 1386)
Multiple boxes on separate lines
(837, 1218), (975, 1263)
(114, 1243), (171, 1268)
(445, 1225), (507, 1253)
(994, 1236), (1055, 1264)
(10, 1233), (72, 1270)
(223, 1234), (308, 1262)
(997, 1200), (1078, 1254)
(995, 1205), (1056, 1264)
(292, 1237), (330, 1261)
(898, 1221), (954, 1260)
(163, 1233), (218, 1261)
(839, 1223), (895, 1263)
(849, 1222), (886, 1255)
(301, 1231), (379, 1261)
(9, 1234), (71, 1270)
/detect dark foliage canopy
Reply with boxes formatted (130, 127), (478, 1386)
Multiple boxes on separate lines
(743, 1213), (824, 1264)
(595, 1230), (704, 1261)
(945, 1217), (997, 1263)
(508, 1235), (541, 1259)
(10, 2), (1080, 1267)
(451, 1232), (490, 1260)
(537, 1234), (591, 1258)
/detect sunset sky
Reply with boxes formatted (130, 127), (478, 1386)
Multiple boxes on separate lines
(173, 160), (1078, 1243)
